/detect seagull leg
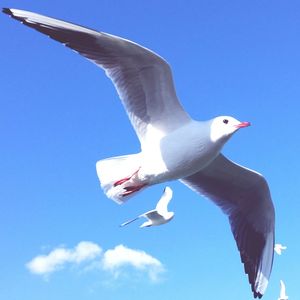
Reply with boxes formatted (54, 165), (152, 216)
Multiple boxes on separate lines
(113, 168), (140, 187)
(113, 167), (146, 197)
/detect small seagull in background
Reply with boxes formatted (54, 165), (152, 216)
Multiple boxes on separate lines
(120, 187), (174, 228)
(274, 244), (287, 255)
(278, 280), (288, 300)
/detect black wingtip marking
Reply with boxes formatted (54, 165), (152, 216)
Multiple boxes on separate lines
(254, 292), (263, 299)
(2, 8), (26, 24)
(2, 8), (25, 23)
(2, 8), (12, 15)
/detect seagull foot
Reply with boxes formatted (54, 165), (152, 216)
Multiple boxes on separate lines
(121, 184), (146, 197)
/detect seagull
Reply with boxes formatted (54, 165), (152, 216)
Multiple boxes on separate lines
(274, 244), (287, 255)
(278, 280), (288, 300)
(120, 186), (174, 228)
(3, 8), (275, 298)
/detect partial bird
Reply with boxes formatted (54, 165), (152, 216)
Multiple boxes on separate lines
(274, 244), (287, 255)
(278, 280), (288, 300)
(120, 186), (174, 228)
(3, 8), (275, 298)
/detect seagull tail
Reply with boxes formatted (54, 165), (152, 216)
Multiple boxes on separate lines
(96, 153), (143, 204)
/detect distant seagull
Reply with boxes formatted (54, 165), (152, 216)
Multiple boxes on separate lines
(274, 244), (287, 255)
(3, 8), (275, 298)
(120, 186), (174, 228)
(278, 280), (288, 300)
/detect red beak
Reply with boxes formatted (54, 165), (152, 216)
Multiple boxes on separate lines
(235, 121), (251, 128)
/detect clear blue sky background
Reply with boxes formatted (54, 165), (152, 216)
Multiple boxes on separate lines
(1, 1), (300, 299)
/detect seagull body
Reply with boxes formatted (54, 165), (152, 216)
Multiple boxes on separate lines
(3, 8), (275, 298)
(120, 186), (174, 228)
(278, 280), (288, 300)
(274, 244), (287, 255)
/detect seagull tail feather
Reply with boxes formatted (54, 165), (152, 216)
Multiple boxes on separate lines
(96, 153), (143, 204)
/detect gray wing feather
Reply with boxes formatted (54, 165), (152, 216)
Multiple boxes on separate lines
(142, 210), (162, 221)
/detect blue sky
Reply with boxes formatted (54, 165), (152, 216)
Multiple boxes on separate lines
(1, 0), (300, 299)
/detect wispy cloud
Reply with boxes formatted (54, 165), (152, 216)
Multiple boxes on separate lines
(26, 241), (102, 275)
(26, 241), (165, 283)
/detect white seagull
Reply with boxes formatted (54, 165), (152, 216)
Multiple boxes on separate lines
(278, 280), (288, 300)
(120, 186), (174, 228)
(274, 244), (287, 255)
(3, 8), (275, 298)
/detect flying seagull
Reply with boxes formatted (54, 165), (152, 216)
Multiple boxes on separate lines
(120, 186), (174, 228)
(3, 8), (275, 298)
(278, 280), (288, 300)
(274, 244), (287, 255)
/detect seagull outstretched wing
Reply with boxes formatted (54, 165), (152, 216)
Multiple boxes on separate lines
(155, 186), (173, 215)
(181, 154), (275, 298)
(3, 8), (190, 143)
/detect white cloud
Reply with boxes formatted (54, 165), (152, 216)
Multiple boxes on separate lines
(26, 241), (102, 275)
(102, 244), (164, 282)
(72, 241), (102, 263)
(26, 242), (165, 283)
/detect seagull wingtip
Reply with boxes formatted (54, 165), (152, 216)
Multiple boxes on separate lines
(164, 186), (173, 195)
(2, 8), (12, 15)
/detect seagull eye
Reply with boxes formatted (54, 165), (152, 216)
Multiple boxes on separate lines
(223, 119), (229, 124)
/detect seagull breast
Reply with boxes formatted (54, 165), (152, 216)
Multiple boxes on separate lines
(139, 120), (227, 184)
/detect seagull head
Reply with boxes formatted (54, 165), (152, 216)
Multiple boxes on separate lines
(210, 116), (251, 143)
